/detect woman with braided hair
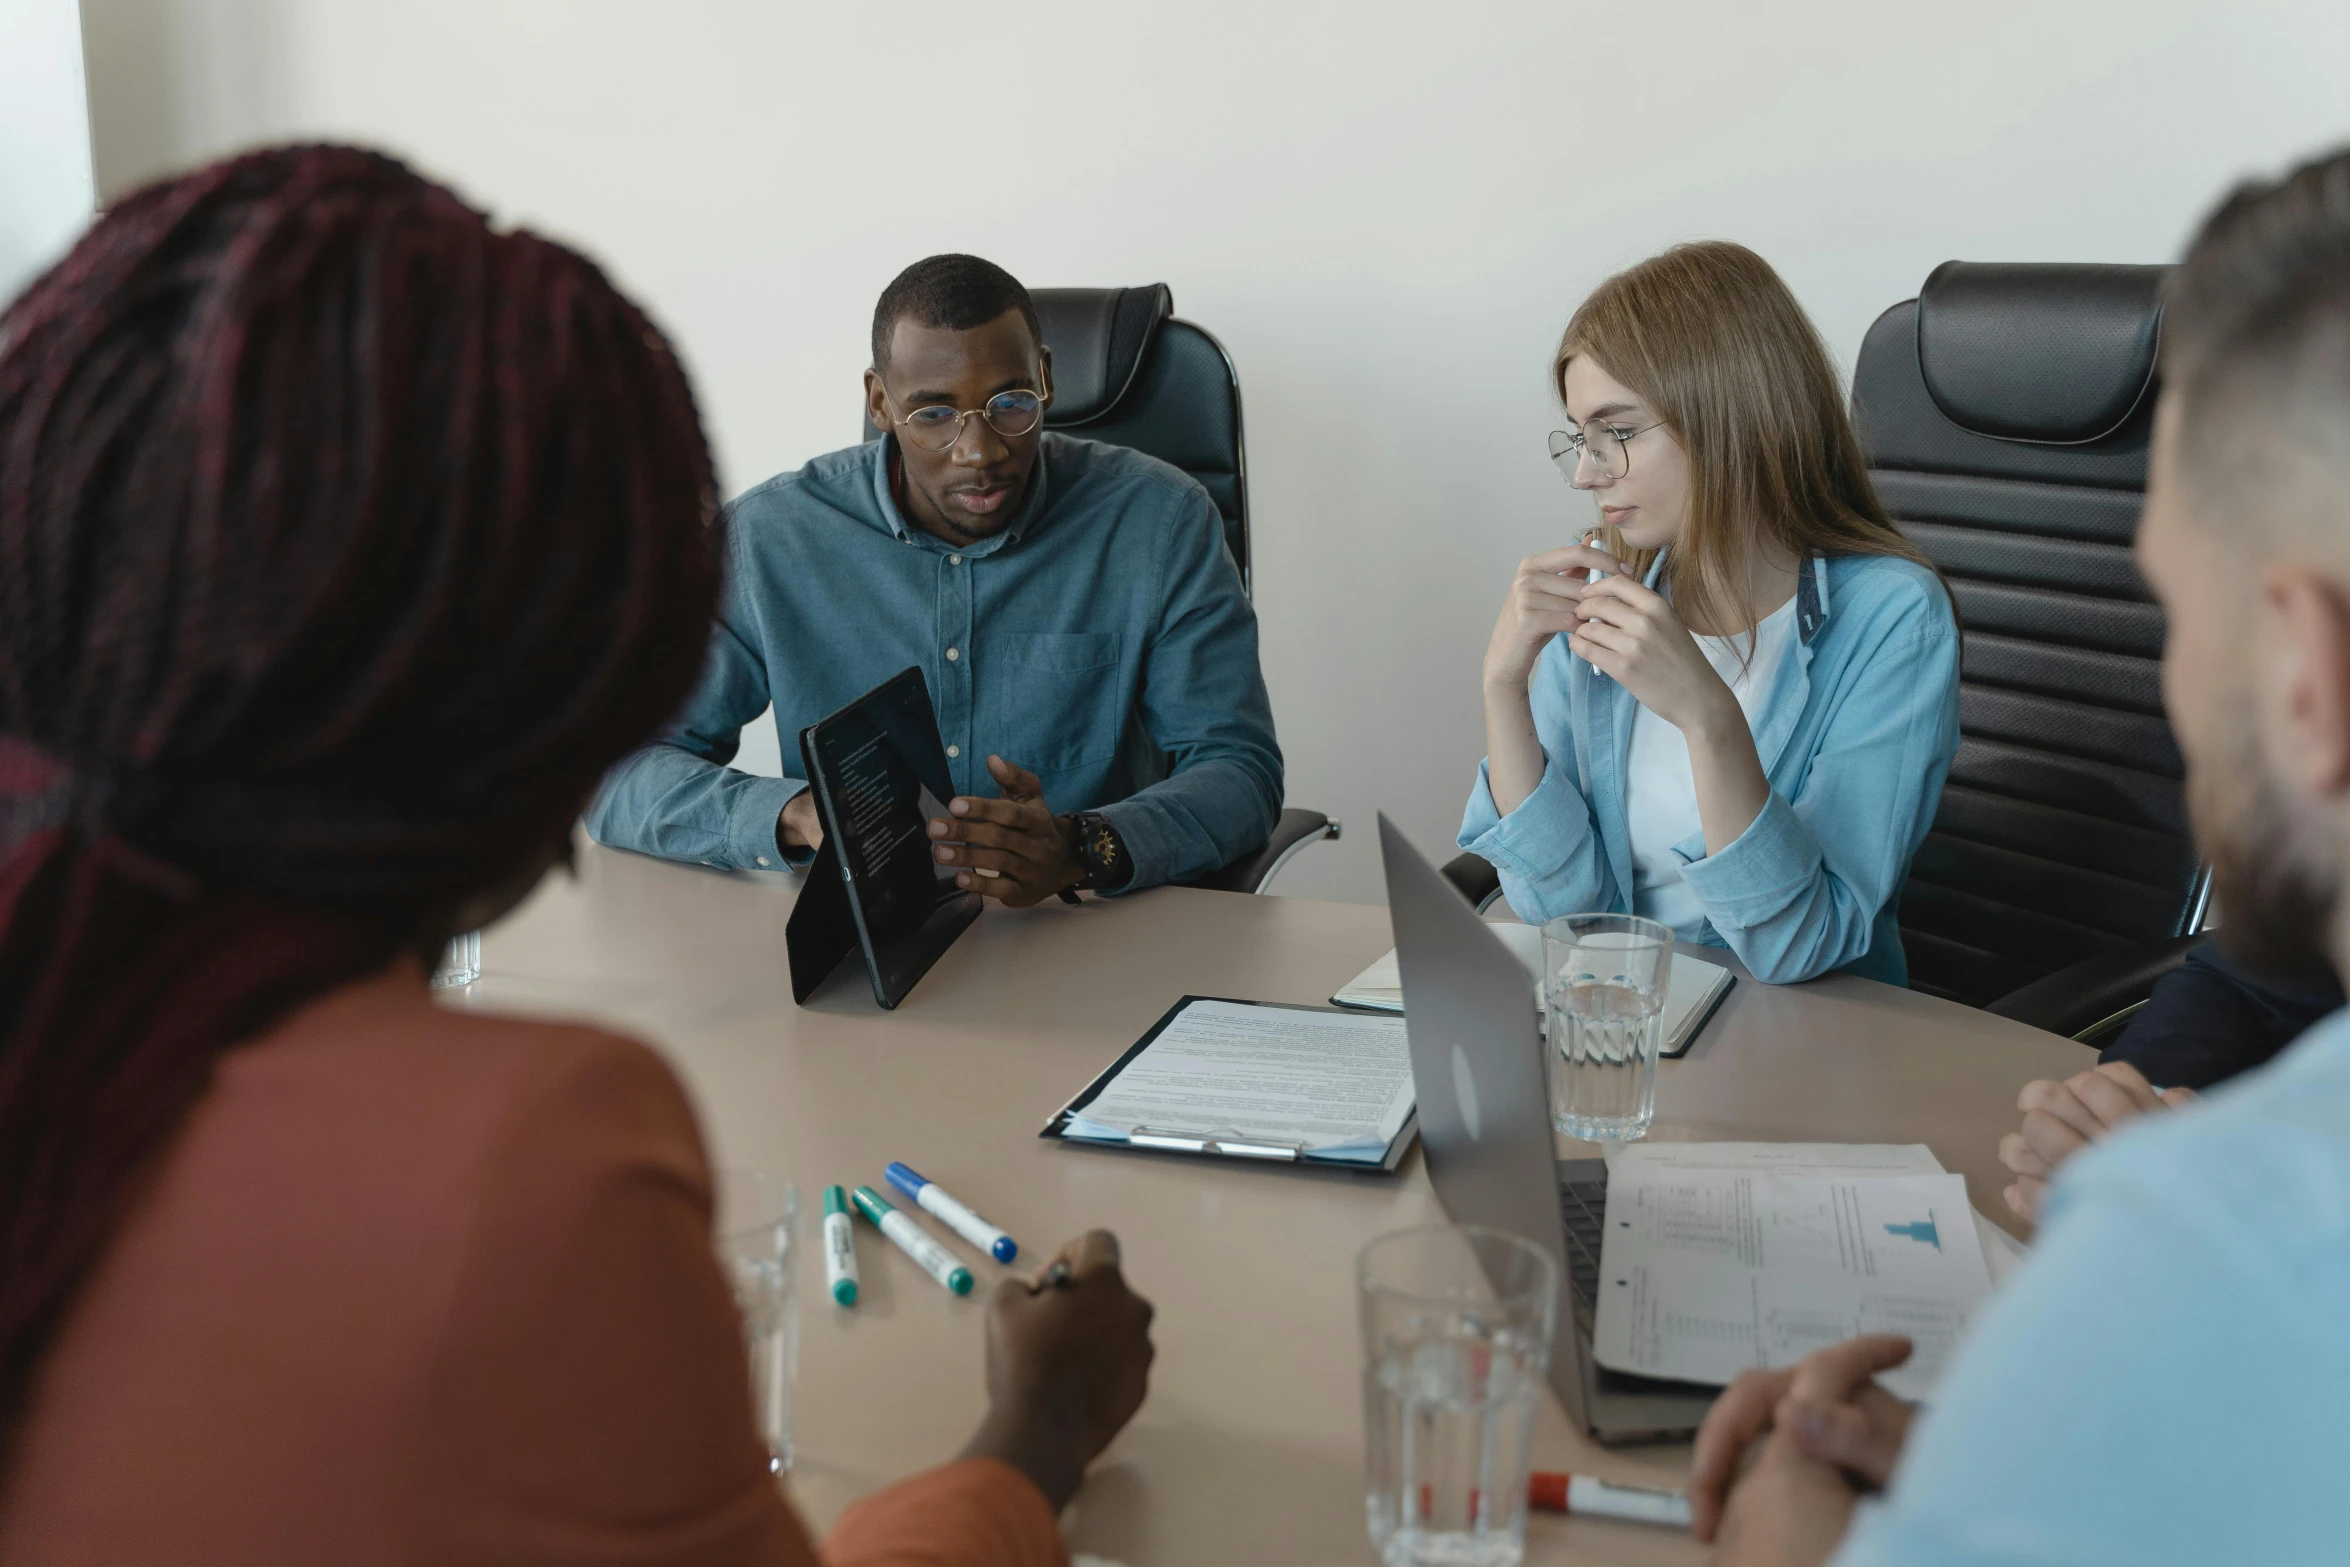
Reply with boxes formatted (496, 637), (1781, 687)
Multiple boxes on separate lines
(0, 146), (1150, 1565)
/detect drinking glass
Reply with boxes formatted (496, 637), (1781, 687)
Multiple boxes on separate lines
(1541, 913), (1672, 1144)
(716, 1169), (800, 1473)
(1359, 1224), (1560, 1567)
(429, 929), (481, 989)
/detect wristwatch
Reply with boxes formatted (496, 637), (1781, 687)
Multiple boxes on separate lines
(1059, 810), (1133, 901)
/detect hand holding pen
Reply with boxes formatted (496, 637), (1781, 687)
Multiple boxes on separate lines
(1481, 538), (1628, 695)
(961, 1230), (1155, 1512)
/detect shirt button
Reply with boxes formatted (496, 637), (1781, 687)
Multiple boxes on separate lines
(946, 647), (959, 661)
(947, 745), (961, 758)
(949, 554), (963, 565)
(756, 856), (770, 867)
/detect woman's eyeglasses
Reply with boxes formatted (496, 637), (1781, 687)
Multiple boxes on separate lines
(1549, 419), (1662, 484)
(890, 389), (1046, 452)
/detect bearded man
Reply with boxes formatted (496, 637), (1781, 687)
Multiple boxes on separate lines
(1689, 147), (2350, 1567)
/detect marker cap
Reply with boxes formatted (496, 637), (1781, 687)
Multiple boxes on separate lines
(823, 1184), (849, 1217)
(831, 1277), (858, 1305)
(989, 1235), (1018, 1264)
(946, 1266), (974, 1295)
(884, 1161), (927, 1202)
(851, 1186), (894, 1225)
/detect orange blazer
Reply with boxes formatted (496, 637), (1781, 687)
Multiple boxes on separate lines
(0, 966), (1063, 1567)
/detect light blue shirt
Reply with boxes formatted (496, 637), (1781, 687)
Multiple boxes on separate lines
(1834, 1005), (2350, 1566)
(1458, 552), (1958, 985)
(585, 434), (1283, 890)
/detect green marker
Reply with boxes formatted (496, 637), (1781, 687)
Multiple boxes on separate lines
(821, 1185), (859, 1306)
(852, 1185), (974, 1296)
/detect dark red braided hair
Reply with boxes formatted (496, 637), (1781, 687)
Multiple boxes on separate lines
(0, 146), (720, 1440)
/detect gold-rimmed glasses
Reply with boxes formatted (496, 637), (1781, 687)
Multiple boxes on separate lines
(888, 387), (1046, 452)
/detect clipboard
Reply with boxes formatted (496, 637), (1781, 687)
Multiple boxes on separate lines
(785, 666), (982, 1009)
(1038, 996), (1418, 1174)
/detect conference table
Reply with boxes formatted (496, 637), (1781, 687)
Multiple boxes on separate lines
(463, 839), (2088, 1566)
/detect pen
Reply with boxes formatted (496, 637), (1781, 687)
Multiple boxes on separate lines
(885, 1161), (1019, 1263)
(1528, 1472), (1692, 1529)
(851, 1185), (974, 1296)
(821, 1184), (859, 1306)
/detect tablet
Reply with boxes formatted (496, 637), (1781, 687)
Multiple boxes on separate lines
(785, 667), (982, 1009)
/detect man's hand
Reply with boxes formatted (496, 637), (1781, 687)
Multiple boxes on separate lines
(1711, 1430), (1865, 1567)
(928, 755), (1083, 907)
(1999, 1060), (2196, 1222)
(1691, 1335), (1915, 1541)
(778, 789), (824, 853)
(960, 1230), (1156, 1511)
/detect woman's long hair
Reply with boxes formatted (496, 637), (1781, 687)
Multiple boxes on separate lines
(0, 146), (720, 1444)
(1557, 241), (1940, 646)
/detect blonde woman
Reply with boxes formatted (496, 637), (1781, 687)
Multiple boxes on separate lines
(1463, 242), (1958, 985)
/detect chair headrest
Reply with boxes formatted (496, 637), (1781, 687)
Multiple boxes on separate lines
(1916, 262), (2169, 444)
(1033, 285), (1174, 424)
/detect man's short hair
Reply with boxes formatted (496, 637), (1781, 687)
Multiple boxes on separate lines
(2167, 148), (2350, 424)
(871, 254), (1041, 370)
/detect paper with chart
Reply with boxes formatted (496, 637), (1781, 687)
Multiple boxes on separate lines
(1591, 1164), (1994, 1400)
(1062, 999), (1415, 1163)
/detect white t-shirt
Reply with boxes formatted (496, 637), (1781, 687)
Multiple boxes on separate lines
(1624, 594), (1799, 933)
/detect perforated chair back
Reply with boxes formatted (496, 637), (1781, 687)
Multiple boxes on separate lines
(1856, 262), (2208, 1007)
(864, 284), (1253, 594)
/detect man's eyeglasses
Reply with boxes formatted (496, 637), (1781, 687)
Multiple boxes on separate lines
(1549, 419), (1663, 485)
(889, 389), (1046, 453)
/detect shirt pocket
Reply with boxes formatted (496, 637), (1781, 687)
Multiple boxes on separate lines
(986, 631), (1126, 771)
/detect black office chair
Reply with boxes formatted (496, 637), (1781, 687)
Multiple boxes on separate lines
(1861, 261), (2208, 1041)
(1442, 263), (2208, 1043)
(863, 283), (1337, 894)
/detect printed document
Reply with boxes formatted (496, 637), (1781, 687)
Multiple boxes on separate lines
(1062, 999), (1413, 1163)
(1593, 1144), (1995, 1400)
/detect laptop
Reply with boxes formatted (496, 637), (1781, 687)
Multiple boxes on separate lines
(1376, 813), (1716, 1445)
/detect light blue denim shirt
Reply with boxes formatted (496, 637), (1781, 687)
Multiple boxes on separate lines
(1832, 1005), (2350, 1566)
(586, 433), (1283, 891)
(1458, 551), (1958, 985)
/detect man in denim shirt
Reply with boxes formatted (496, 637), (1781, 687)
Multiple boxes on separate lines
(588, 255), (1281, 902)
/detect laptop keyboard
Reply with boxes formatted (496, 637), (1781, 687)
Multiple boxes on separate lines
(1559, 1174), (1606, 1328)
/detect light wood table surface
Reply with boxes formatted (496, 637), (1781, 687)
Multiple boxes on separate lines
(463, 840), (2088, 1566)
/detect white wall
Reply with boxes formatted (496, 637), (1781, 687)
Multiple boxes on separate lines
(74, 0), (2350, 902)
(0, 0), (97, 303)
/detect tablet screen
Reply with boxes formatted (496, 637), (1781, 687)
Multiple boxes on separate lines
(797, 667), (981, 1007)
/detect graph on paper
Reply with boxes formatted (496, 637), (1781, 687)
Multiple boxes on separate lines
(1591, 1166), (1993, 1400)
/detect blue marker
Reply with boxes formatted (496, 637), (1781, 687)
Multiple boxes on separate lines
(885, 1162), (1019, 1263)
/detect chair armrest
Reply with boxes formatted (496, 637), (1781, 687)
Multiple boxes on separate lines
(1983, 933), (2206, 1041)
(1441, 852), (1504, 913)
(1178, 809), (1340, 894)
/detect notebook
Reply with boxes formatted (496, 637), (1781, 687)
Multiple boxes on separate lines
(1330, 921), (1735, 1058)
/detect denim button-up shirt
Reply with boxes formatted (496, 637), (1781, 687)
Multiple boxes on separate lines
(1459, 551), (1959, 985)
(587, 433), (1283, 890)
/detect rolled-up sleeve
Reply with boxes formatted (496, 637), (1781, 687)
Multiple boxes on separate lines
(1457, 643), (1621, 923)
(1096, 492), (1283, 891)
(1677, 620), (1957, 983)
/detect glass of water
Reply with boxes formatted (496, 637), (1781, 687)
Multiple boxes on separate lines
(1359, 1224), (1560, 1567)
(1542, 913), (1672, 1144)
(716, 1168), (799, 1474)
(428, 929), (481, 989)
